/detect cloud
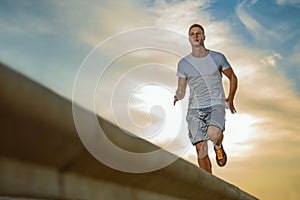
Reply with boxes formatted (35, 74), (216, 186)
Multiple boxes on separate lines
(235, 0), (281, 45)
(260, 52), (282, 67)
(148, 0), (212, 33)
(0, 0), (151, 48)
(0, 1), (58, 36)
(276, 0), (300, 8)
(50, 0), (155, 47)
(233, 1), (300, 135)
(228, 49), (300, 186)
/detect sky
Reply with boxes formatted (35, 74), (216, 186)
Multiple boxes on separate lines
(1, 0), (300, 199)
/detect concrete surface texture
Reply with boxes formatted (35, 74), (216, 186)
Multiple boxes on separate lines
(0, 63), (258, 200)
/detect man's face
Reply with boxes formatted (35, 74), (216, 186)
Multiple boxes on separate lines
(188, 27), (205, 47)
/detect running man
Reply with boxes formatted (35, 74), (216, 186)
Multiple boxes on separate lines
(174, 24), (238, 173)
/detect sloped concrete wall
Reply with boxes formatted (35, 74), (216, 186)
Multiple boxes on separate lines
(0, 63), (258, 200)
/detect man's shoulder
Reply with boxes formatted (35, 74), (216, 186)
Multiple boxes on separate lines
(180, 54), (192, 60)
(209, 50), (225, 57)
(209, 50), (228, 63)
(209, 50), (231, 69)
(178, 54), (192, 65)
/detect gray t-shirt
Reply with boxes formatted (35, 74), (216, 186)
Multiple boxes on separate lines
(176, 50), (231, 109)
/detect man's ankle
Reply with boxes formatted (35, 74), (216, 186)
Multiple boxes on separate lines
(214, 144), (222, 150)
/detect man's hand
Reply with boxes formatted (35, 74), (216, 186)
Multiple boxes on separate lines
(226, 97), (237, 114)
(173, 95), (179, 106)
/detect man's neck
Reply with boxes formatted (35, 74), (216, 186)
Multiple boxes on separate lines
(191, 46), (209, 58)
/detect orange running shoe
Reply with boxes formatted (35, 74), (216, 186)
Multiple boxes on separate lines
(214, 144), (227, 167)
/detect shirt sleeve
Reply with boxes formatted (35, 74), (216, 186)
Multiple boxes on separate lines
(210, 51), (231, 71)
(176, 59), (187, 78)
(220, 53), (231, 71)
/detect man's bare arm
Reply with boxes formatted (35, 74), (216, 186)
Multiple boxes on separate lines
(174, 77), (187, 106)
(222, 67), (238, 113)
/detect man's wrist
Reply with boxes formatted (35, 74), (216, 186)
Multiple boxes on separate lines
(227, 95), (235, 101)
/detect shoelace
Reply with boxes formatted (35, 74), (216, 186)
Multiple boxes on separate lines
(216, 149), (224, 160)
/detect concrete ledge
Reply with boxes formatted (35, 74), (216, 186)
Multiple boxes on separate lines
(0, 63), (258, 200)
(0, 156), (183, 200)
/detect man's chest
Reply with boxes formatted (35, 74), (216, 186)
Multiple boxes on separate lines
(183, 57), (220, 78)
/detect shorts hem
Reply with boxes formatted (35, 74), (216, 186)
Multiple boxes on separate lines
(192, 139), (209, 146)
(208, 121), (225, 132)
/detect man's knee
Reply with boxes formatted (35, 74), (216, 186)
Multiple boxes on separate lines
(207, 125), (222, 144)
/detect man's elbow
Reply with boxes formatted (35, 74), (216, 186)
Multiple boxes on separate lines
(231, 73), (238, 82)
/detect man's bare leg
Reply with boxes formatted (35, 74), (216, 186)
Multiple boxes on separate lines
(195, 141), (212, 173)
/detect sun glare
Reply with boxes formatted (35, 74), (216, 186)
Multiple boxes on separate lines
(128, 84), (184, 145)
(223, 112), (259, 157)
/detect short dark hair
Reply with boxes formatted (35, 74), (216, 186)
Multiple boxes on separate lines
(188, 24), (205, 35)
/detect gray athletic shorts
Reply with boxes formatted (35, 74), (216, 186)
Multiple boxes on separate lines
(186, 105), (226, 145)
